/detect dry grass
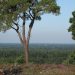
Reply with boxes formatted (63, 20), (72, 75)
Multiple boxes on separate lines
(0, 64), (75, 75)
(21, 64), (75, 75)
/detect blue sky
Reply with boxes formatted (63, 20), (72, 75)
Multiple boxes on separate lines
(0, 0), (75, 44)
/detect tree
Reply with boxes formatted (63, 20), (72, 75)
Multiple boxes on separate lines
(63, 51), (75, 64)
(0, 0), (60, 65)
(68, 11), (75, 40)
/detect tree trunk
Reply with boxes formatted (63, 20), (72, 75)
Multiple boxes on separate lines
(17, 30), (29, 65)
(24, 42), (29, 65)
(23, 27), (32, 65)
(13, 13), (35, 65)
(22, 12), (29, 65)
(23, 16), (34, 65)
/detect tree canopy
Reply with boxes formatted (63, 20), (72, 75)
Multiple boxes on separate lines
(0, 0), (60, 32)
(68, 11), (75, 40)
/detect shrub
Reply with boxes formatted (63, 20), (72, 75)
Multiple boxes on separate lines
(16, 55), (24, 64)
(63, 51), (75, 64)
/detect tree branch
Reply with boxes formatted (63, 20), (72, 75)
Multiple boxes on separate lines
(25, 12), (33, 20)
(29, 8), (34, 19)
(11, 21), (24, 45)
(11, 26), (17, 31)
(18, 14), (24, 20)
(29, 13), (35, 28)
(27, 15), (35, 46)
(13, 21), (19, 31)
(22, 12), (27, 45)
(17, 31), (24, 45)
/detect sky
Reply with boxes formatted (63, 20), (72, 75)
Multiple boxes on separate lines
(0, 0), (75, 44)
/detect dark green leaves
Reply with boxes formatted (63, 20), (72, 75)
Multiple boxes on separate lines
(68, 11), (75, 40)
(0, 0), (60, 32)
(72, 11), (75, 17)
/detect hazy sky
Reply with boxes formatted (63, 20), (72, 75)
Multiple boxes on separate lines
(0, 0), (75, 44)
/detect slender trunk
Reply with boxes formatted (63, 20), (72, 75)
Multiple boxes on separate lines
(17, 29), (29, 65)
(24, 16), (35, 65)
(23, 42), (29, 65)
(22, 12), (29, 65)
(17, 31), (23, 45)
(23, 27), (32, 65)
(27, 27), (32, 48)
(15, 13), (35, 65)
(22, 24), (28, 65)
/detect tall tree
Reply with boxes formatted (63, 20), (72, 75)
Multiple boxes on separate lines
(68, 11), (75, 40)
(0, 0), (60, 65)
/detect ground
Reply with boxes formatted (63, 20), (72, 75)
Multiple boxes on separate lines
(0, 64), (75, 75)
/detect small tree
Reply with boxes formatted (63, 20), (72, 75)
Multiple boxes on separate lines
(68, 11), (75, 39)
(63, 51), (75, 64)
(0, 0), (60, 65)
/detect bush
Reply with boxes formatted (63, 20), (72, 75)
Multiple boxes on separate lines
(16, 55), (24, 64)
(63, 51), (75, 64)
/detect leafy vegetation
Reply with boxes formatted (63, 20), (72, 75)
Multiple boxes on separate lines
(0, 44), (75, 64)
(63, 51), (75, 64)
(68, 11), (75, 39)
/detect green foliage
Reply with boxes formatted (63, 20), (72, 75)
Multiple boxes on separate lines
(0, 0), (29, 31)
(68, 11), (75, 40)
(16, 55), (24, 64)
(0, 0), (60, 32)
(29, 50), (69, 64)
(0, 44), (74, 64)
(63, 51), (75, 64)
